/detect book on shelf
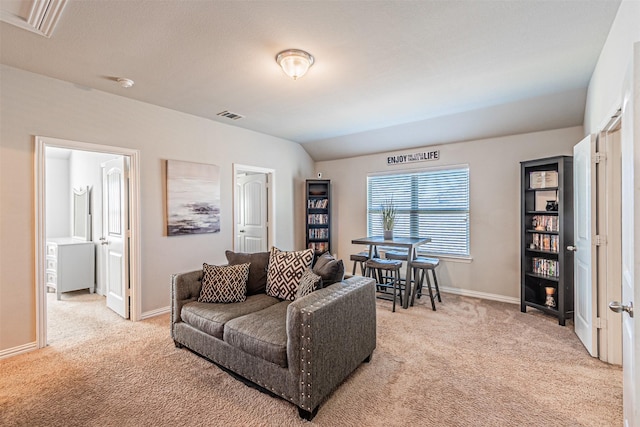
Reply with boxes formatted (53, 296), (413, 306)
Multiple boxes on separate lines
(531, 215), (558, 232)
(531, 257), (559, 277)
(308, 199), (329, 209)
(308, 228), (329, 239)
(308, 242), (328, 252)
(308, 214), (329, 224)
(531, 233), (559, 252)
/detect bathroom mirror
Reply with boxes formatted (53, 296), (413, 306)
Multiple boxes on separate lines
(73, 186), (91, 241)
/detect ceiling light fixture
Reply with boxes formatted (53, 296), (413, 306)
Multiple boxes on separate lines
(117, 78), (134, 88)
(276, 49), (315, 80)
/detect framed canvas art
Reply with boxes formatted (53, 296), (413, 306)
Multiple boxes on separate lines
(167, 160), (221, 236)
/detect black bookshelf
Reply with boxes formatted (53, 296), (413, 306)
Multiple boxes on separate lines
(306, 179), (331, 255)
(520, 156), (574, 325)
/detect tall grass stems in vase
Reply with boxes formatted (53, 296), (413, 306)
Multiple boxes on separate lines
(381, 198), (396, 239)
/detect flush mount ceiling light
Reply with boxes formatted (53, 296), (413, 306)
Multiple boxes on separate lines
(275, 49), (315, 80)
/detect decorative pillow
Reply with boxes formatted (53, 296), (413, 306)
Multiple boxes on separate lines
(295, 268), (322, 300)
(198, 263), (249, 303)
(266, 247), (314, 300)
(312, 252), (345, 287)
(225, 250), (269, 295)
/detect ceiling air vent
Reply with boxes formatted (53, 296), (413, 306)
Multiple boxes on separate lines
(216, 110), (245, 121)
(0, 0), (67, 38)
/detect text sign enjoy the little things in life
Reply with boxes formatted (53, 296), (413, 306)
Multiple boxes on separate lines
(387, 150), (440, 166)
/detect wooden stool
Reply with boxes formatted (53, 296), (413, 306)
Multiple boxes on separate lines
(385, 250), (416, 290)
(365, 258), (403, 312)
(349, 251), (369, 275)
(410, 257), (441, 310)
(384, 250), (409, 261)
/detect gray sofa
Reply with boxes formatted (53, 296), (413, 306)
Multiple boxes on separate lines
(171, 268), (377, 420)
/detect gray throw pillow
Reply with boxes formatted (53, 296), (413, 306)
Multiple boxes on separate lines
(225, 250), (269, 295)
(266, 247), (314, 301)
(198, 263), (249, 303)
(296, 268), (322, 299)
(312, 252), (345, 287)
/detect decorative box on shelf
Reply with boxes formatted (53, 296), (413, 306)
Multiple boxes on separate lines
(529, 171), (559, 189)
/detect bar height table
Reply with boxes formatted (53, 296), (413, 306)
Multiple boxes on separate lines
(351, 236), (431, 309)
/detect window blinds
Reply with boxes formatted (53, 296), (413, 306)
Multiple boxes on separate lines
(367, 166), (470, 256)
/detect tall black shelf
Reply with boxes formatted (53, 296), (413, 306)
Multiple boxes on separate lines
(305, 179), (331, 255)
(520, 156), (574, 326)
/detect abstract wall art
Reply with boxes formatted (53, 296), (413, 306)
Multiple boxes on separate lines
(166, 160), (221, 236)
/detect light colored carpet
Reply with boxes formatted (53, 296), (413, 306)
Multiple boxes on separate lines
(0, 290), (622, 426)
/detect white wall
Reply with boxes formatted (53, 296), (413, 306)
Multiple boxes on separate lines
(0, 65), (314, 352)
(583, 1), (640, 420)
(316, 126), (582, 301)
(45, 156), (70, 238)
(584, 0), (640, 134)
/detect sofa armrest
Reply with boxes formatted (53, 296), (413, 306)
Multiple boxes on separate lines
(170, 269), (203, 335)
(286, 275), (376, 412)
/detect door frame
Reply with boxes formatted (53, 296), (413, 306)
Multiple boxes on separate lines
(35, 136), (142, 348)
(232, 164), (275, 252)
(597, 113), (623, 365)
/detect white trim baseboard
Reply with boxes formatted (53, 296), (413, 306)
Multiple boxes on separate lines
(0, 342), (37, 360)
(141, 306), (171, 320)
(439, 286), (520, 305)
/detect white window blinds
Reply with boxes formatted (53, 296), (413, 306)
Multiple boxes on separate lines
(367, 166), (470, 256)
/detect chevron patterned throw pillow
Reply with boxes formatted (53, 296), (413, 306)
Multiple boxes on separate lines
(295, 268), (322, 300)
(266, 247), (314, 300)
(198, 263), (249, 303)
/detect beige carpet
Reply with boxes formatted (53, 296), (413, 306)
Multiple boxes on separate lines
(0, 290), (622, 426)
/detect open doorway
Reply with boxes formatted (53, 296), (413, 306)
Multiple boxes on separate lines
(233, 164), (275, 253)
(35, 136), (141, 349)
(573, 112), (623, 365)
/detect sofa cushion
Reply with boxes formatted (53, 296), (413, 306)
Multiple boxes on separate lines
(223, 301), (291, 368)
(225, 250), (270, 295)
(312, 252), (345, 287)
(296, 268), (322, 299)
(198, 263), (249, 303)
(266, 247), (314, 301)
(181, 294), (280, 339)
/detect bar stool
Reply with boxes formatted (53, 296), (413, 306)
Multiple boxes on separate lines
(410, 257), (441, 310)
(384, 250), (409, 261)
(365, 258), (403, 312)
(349, 251), (369, 275)
(385, 250), (414, 290)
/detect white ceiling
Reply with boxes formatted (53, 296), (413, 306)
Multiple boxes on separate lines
(0, 0), (621, 161)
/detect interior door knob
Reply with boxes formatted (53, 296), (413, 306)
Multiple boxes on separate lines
(609, 301), (634, 317)
(566, 245), (577, 252)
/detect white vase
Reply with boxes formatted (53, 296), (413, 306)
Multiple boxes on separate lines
(383, 230), (393, 240)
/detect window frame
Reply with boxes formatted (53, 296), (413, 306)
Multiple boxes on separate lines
(366, 164), (471, 258)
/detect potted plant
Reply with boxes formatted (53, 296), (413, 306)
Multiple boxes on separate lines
(381, 198), (396, 240)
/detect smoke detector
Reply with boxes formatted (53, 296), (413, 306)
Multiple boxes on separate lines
(116, 78), (134, 89)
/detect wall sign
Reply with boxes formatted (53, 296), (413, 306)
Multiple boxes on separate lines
(387, 150), (440, 166)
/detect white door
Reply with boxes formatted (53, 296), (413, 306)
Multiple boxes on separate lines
(236, 173), (268, 253)
(102, 157), (129, 318)
(573, 134), (597, 356)
(616, 77), (637, 427)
